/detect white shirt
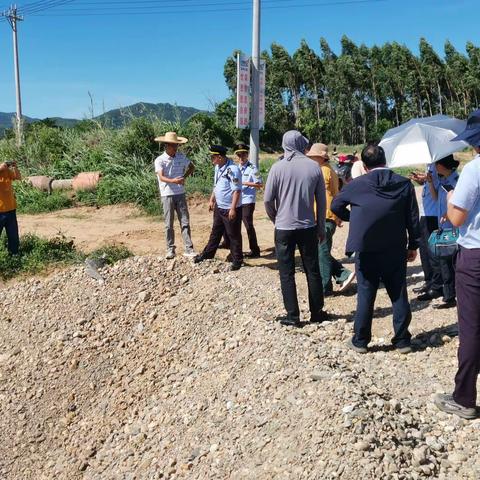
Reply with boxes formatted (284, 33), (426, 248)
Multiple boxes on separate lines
(154, 152), (191, 197)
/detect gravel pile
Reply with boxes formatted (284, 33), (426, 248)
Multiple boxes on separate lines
(1, 256), (479, 479)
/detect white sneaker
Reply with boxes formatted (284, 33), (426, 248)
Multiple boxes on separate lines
(165, 251), (175, 260)
(183, 251), (197, 258)
(339, 271), (356, 292)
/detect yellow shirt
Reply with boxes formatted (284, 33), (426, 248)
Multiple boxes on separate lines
(0, 170), (17, 213)
(321, 163), (340, 222)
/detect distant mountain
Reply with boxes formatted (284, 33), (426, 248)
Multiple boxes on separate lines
(0, 102), (206, 137)
(94, 102), (204, 127)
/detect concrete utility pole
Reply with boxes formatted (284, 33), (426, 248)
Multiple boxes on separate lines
(2, 5), (24, 146)
(249, 0), (261, 168)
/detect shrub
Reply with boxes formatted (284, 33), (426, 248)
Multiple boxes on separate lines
(87, 244), (133, 265)
(15, 182), (73, 214)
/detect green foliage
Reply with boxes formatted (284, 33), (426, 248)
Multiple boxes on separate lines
(14, 182), (73, 214)
(0, 233), (133, 280)
(0, 234), (80, 280)
(87, 244), (133, 265)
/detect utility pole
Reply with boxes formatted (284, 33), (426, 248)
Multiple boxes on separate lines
(249, 0), (260, 168)
(2, 5), (24, 146)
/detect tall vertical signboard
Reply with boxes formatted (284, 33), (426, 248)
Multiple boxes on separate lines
(236, 53), (251, 129)
(259, 60), (266, 130)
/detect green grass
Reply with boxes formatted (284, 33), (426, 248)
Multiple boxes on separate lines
(15, 182), (73, 214)
(0, 233), (133, 280)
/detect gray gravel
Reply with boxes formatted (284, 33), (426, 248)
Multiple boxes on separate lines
(1, 255), (479, 480)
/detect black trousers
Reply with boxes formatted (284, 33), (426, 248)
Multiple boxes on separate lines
(453, 246), (480, 408)
(202, 206), (243, 264)
(353, 249), (412, 349)
(419, 216), (442, 291)
(222, 203), (260, 254)
(274, 227), (324, 322)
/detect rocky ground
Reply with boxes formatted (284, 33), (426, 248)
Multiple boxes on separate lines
(1, 252), (479, 480)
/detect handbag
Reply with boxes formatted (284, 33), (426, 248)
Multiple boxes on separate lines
(428, 227), (460, 258)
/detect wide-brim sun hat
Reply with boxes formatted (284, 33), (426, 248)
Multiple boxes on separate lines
(154, 131), (188, 144)
(306, 143), (329, 159)
(451, 109), (480, 147)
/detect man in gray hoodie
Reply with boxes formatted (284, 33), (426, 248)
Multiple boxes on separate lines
(264, 130), (329, 327)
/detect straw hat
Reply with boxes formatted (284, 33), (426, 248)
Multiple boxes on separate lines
(306, 143), (329, 159)
(154, 131), (188, 144)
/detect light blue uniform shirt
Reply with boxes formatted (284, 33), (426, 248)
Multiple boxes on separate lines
(240, 161), (262, 205)
(451, 155), (480, 249)
(422, 164), (440, 217)
(437, 170), (459, 229)
(214, 158), (242, 209)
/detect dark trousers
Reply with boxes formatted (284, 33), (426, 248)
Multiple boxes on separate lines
(439, 256), (456, 302)
(318, 220), (352, 293)
(222, 203), (260, 254)
(274, 227), (324, 322)
(202, 206), (243, 264)
(453, 246), (480, 408)
(419, 216), (442, 291)
(0, 210), (19, 255)
(353, 250), (411, 348)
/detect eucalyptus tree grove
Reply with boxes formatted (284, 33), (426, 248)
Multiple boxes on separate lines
(220, 36), (480, 148)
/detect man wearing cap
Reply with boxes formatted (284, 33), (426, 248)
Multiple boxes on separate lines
(154, 131), (196, 259)
(306, 143), (355, 296)
(434, 109), (480, 420)
(194, 145), (243, 270)
(221, 143), (262, 258)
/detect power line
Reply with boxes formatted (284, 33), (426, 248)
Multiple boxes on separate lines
(23, 0), (387, 16)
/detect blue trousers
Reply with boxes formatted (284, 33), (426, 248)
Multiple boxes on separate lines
(353, 250), (412, 348)
(0, 209), (19, 255)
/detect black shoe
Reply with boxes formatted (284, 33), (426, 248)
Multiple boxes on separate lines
(279, 317), (301, 327)
(218, 242), (229, 250)
(413, 284), (429, 294)
(417, 289), (443, 301)
(229, 262), (242, 271)
(244, 251), (261, 258)
(310, 310), (330, 323)
(323, 289), (334, 298)
(193, 254), (206, 264)
(433, 300), (457, 310)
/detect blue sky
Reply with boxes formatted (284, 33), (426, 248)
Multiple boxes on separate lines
(0, 0), (477, 119)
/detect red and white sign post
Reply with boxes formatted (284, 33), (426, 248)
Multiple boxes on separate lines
(236, 53), (251, 129)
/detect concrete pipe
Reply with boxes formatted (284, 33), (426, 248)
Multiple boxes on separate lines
(72, 171), (102, 192)
(27, 176), (53, 193)
(51, 179), (73, 191)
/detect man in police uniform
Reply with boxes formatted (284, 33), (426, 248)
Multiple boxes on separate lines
(221, 143), (263, 257)
(194, 145), (243, 270)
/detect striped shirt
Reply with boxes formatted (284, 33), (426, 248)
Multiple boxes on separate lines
(154, 152), (191, 197)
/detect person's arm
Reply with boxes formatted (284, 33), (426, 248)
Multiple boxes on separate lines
(228, 167), (242, 220)
(243, 166), (263, 189)
(330, 186), (351, 222)
(427, 172), (438, 201)
(315, 171), (327, 241)
(158, 168), (184, 185)
(184, 161), (195, 179)
(447, 168), (479, 227)
(406, 183), (421, 261)
(263, 168), (277, 223)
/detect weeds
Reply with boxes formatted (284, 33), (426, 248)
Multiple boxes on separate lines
(0, 233), (133, 280)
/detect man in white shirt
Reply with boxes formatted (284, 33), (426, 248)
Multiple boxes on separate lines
(154, 131), (195, 259)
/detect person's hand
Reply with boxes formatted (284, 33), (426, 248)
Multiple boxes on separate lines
(426, 172), (433, 184)
(228, 208), (237, 221)
(318, 231), (326, 243)
(172, 177), (185, 185)
(407, 250), (417, 262)
(447, 190), (454, 201)
(0, 162), (9, 171)
(440, 214), (448, 224)
(208, 199), (215, 212)
(335, 218), (343, 228)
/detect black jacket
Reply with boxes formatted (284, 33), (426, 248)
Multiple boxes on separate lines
(331, 169), (421, 253)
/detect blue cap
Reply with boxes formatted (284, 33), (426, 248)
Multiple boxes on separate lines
(451, 108), (480, 147)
